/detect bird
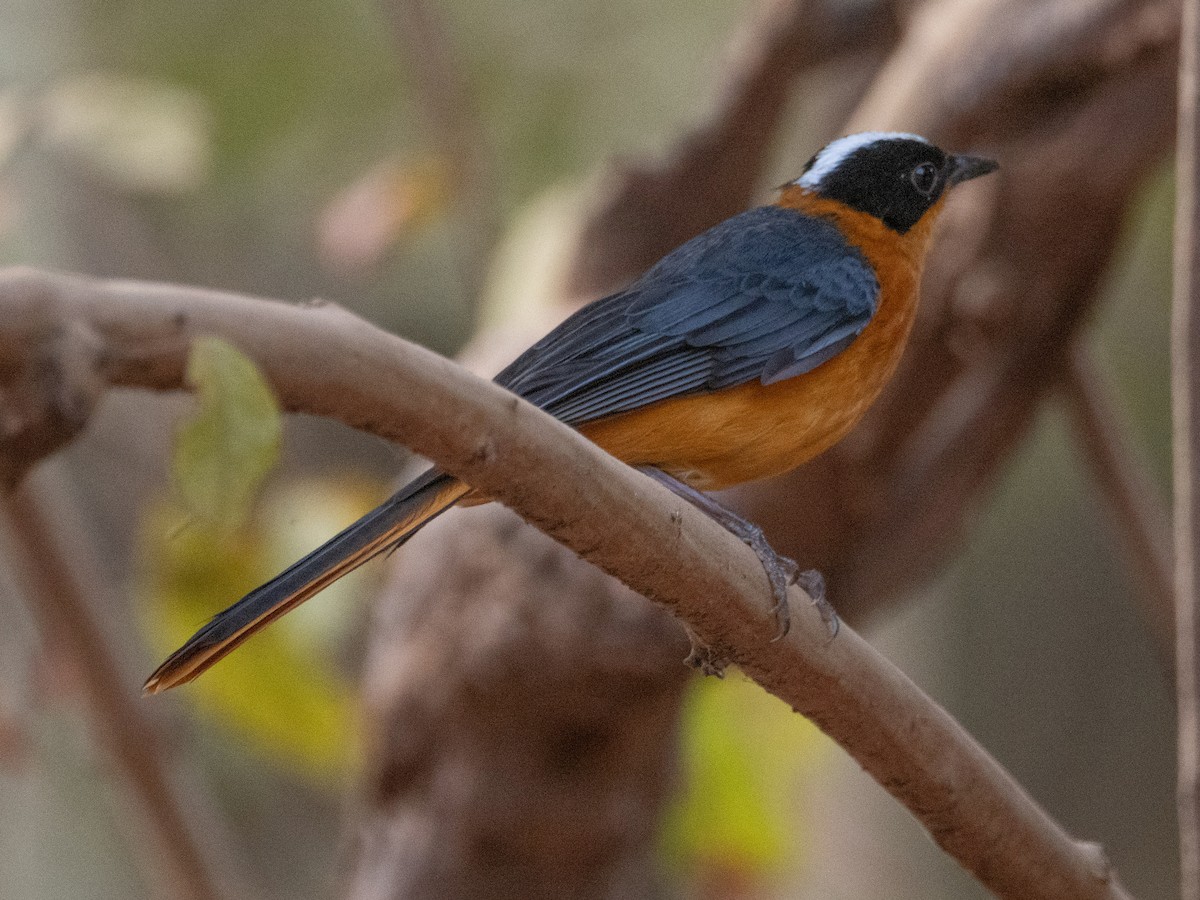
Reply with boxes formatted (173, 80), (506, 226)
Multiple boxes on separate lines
(144, 132), (997, 694)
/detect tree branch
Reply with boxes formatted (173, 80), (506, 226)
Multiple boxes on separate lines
(1061, 342), (1174, 669)
(0, 477), (240, 900)
(1175, 0), (1200, 890)
(379, 0), (498, 305)
(0, 266), (1130, 899)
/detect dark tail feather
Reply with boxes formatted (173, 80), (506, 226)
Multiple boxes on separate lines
(144, 469), (469, 694)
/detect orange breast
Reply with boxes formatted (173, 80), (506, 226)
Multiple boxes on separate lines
(579, 191), (945, 490)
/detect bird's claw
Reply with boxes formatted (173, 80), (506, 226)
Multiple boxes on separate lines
(761, 550), (795, 641)
(796, 568), (839, 639)
(634, 467), (839, 644)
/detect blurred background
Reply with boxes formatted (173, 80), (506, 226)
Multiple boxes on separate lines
(0, 0), (1177, 898)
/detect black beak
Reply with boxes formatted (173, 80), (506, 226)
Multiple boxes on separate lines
(947, 153), (999, 186)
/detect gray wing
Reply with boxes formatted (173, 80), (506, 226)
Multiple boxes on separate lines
(495, 205), (879, 427)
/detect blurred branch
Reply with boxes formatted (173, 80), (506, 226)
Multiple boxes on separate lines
(850, 0), (1178, 144)
(349, 502), (689, 900)
(0, 266), (1132, 899)
(0, 478), (235, 900)
(380, 0), (498, 306)
(0, 698), (29, 772)
(1174, 0), (1200, 892)
(1061, 342), (1174, 668)
(736, 0), (1177, 623)
(561, 0), (901, 299)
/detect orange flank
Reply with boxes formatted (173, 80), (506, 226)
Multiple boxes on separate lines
(580, 188), (947, 490)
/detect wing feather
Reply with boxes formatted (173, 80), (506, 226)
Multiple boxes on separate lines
(494, 206), (879, 426)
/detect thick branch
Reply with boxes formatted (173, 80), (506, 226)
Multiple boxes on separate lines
(0, 267), (1129, 899)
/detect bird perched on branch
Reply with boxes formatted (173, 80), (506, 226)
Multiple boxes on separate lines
(145, 132), (997, 693)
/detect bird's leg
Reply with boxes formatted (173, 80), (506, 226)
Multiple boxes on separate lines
(636, 466), (838, 642)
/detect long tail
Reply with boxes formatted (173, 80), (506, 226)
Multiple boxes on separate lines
(143, 468), (470, 694)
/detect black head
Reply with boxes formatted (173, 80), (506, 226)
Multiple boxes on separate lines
(795, 132), (998, 233)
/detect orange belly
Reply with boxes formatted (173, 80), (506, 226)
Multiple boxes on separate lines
(579, 285), (915, 489)
(579, 191), (937, 491)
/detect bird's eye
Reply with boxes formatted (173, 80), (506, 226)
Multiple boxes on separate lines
(910, 162), (937, 196)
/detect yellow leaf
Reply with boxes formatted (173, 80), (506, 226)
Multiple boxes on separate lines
(137, 477), (386, 784)
(660, 674), (832, 879)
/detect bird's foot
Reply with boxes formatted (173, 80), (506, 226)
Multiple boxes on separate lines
(727, 516), (796, 641)
(672, 498), (798, 640)
(795, 568), (839, 639)
(636, 466), (841, 643)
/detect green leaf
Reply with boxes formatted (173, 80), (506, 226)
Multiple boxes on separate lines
(174, 336), (282, 531)
(660, 674), (831, 881)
